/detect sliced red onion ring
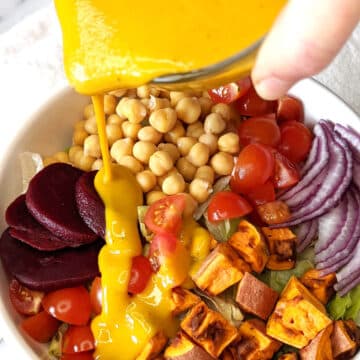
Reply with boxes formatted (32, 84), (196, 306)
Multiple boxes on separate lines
(297, 220), (318, 253)
(352, 158), (360, 189)
(300, 136), (320, 176)
(335, 123), (360, 160)
(336, 275), (360, 297)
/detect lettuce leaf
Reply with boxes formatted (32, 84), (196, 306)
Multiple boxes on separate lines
(203, 213), (240, 242)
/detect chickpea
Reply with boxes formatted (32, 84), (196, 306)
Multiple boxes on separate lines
(91, 159), (103, 171)
(169, 91), (188, 107)
(136, 170), (157, 192)
(157, 168), (179, 187)
(177, 137), (197, 156)
(74, 120), (86, 131)
(149, 108), (177, 133)
(43, 157), (57, 166)
(175, 97), (201, 124)
(116, 98), (147, 123)
(53, 151), (69, 163)
(176, 157), (197, 182)
(73, 149), (95, 171)
(133, 141), (157, 164)
(186, 121), (204, 138)
(198, 133), (218, 155)
(148, 150), (174, 176)
(141, 98), (150, 108)
(162, 172), (186, 195)
(104, 94), (117, 115)
(109, 89), (127, 98)
(73, 128), (88, 145)
(195, 165), (215, 184)
(157, 143), (180, 162)
(204, 113), (226, 134)
(83, 103), (94, 119)
(106, 123), (123, 145)
(107, 114), (125, 126)
(68, 145), (83, 163)
(211, 103), (232, 122)
(110, 138), (134, 162)
(189, 178), (212, 203)
(126, 88), (138, 98)
(117, 155), (143, 174)
(199, 97), (213, 117)
(186, 142), (210, 167)
(138, 126), (162, 144)
(121, 121), (141, 140)
(159, 89), (170, 99)
(148, 96), (171, 112)
(210, 152), (234, 175)
(218, 133), (240, 154)
(84, 135), (101, 158)
(146, 190), (166, 205)
(137, 85), (161, 98)
(179, 193), (198, 217)
(84, 116), (98, 135)
(164, 121), (185, 144)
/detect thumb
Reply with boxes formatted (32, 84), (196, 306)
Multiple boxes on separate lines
(251, 0), (360, 100)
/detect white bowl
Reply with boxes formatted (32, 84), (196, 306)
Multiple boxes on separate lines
(0, 79), (359, 359)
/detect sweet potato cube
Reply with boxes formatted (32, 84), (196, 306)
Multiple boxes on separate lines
(164, 332), (215, 360)
(228, 220), (269, 273)
(278, 353), (298, 360)
(331, 320), (360, 359)
(257, 200), (291, 225)
(192, 243), (250, 296)
(236, 272), (278, 320)
(299, 324), (333, 360)
(180, 301), (238, 358)
(266, 277), (332, 349)
(136, 331), (168, 360)
(171, 287), (201, 316)
(300, 269), (336, 305)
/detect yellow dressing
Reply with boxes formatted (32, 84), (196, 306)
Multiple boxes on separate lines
(54, 0), (286, 93)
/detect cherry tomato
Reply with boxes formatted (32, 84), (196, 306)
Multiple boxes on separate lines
(62, 326), (95, 354)
(61, 352), (94, 360)
(230, 143), (275, 194)
(277, 95), (304, 123)
(21, 310), (60, 343)
(273, 150), (300, 189)
(238, 116), (281, 147)
(9, 279), (44, 316)
(42, 286), (91, 326)
(278, 121), (313, 163)
(90, 277), (102, 315)
(234, 85), (277, 117)
(144, 194), (186, 235)
(207, 191), (252, 223)
(128, 255), (153, 295)
(208, 77), (252, 104)
(150, 233), (177, 259)
(246, 181), (276, 206)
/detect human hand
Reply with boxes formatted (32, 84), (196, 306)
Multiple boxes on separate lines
(252, 0), (360, 100)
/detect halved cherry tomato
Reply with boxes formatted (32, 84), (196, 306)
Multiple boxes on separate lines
(42, 286), (91, 326)
(9, 279), (44, 316)
(62, 326), (95, 354)
(238, 116), (281, 147)
(278, 121), (313, 163)
(21, 310), (60, 343)
(273, 150), (300, 189)
(207, 191), (253, 223)
(90, 277), (102, 315)
(230, 143), (275, 194)
(150, 233), (177, 259)
(144, 194), (186, 235)
(234, 85), (277, 117)
(61, 352), (94, 360)
(277, 95), (304, 123)
(246, 181), (276, 206)
(208, 77), (252, 104)
(128, 255), (153, 295)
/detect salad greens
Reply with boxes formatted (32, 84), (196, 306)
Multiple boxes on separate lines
(203, 213), (240, 242)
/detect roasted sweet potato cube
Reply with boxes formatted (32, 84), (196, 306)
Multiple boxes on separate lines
(299, 324), (333, 360)
(192, 243), (250, 296)
(180, 301), (238, 358)
(228, 220), (269, 273)
(257, 201), (291, 225)
(300, 269), (336, 305)
(266, 277), (332, 349)
(171, 287), (201, 316)
(136, 331), (168, 360)
(236, 272), (278, 320)
(278, 353), (298, 360)
(331, 320), (360, 359)
(164, 332), (215, 360)
(262, 227), (296, 270)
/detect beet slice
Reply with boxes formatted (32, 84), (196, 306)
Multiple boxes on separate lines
(26, 163), (97, 245)
(75, 171), (105, 238)
(0, 228), (102, 291)
(5, 194), (73, 251)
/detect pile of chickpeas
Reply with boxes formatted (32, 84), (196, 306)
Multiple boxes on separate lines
(44, 86), (241, 206)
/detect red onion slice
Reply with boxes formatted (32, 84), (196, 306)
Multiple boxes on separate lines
(335, 123), (360, 161)
(352, 158), (360, 190)
(336, 274), (360, 297)
(297, 220), (318, 253)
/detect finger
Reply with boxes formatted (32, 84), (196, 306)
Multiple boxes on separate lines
(251, 0), (360, 100)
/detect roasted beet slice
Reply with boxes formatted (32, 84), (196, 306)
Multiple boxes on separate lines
(75, 171), (105, 238)
(0, 228), (102, 291)
(5, 194), (73, 251)
(26, 163), (97, 245)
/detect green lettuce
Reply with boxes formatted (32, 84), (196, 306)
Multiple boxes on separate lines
(203, 213), (240, 242)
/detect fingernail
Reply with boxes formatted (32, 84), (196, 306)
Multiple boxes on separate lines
(254, 77), (292, 100)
